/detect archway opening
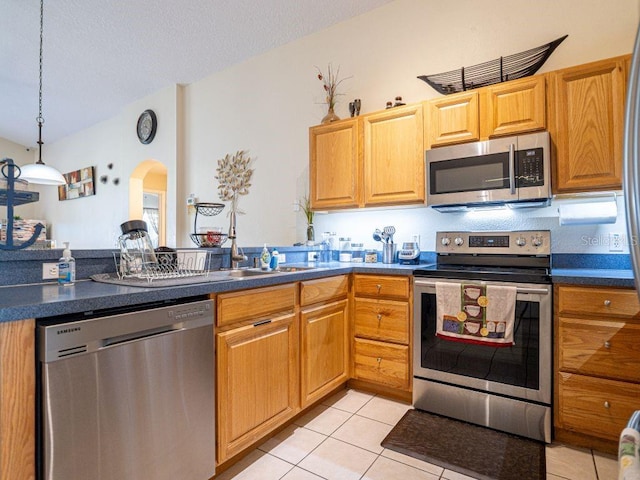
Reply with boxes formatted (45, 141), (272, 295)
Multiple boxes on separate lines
(129, 159), (168, 248)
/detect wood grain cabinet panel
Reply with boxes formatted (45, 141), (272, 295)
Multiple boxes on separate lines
(353, 297), (409, 344)
(216, 313), (299, 463)
(557, 285), (640, 318)
(354, 338), (409, 389)
(480, 75), (546, 138)
(549, 56), (628, 193)
(558, 372), (640, 441)
(425, 92), (479, 147)
(217, 283), (296, 327)
(353, 274), (409, 300)
(300, 299), (349, 408)
(363, 103), (425, 206)
(309, 118), (362, 209)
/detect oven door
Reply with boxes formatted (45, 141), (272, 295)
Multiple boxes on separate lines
(413, 278), (552, 404)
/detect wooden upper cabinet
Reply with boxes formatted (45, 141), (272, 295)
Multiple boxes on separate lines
(425, 91), (479, 147)
(480, 75), (546, 138)
(549, 56), (628, 193)
(309, 118), (362, 209)
(362, 103), (425, 206)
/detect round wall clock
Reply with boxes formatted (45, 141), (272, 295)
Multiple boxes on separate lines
(136, 109), (157, 144)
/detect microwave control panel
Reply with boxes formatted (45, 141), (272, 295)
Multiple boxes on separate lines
(516, 147), (544, 187)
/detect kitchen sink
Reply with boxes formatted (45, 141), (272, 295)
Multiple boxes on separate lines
(209, 265), (317, 279)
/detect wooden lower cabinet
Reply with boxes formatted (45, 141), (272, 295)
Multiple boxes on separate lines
(300, 299), (349, 408)
(216, 313), (299, 463)
(353, 337), (409, 389)
(555, 284), (640, 452)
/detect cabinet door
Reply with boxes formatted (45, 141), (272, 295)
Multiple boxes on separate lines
(300, 299), (349, 408)
(216, 313), (299, 463)
(550, 56), (627, 193)
(480, 75), (546, 138)
(309, 119), (362, 209)
(363, 104), (425, 206)
(425, 92), (479, 147)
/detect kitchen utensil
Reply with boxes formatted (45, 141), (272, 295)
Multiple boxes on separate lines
(373, 228), (384, 243)
(383, 226), (396, 243)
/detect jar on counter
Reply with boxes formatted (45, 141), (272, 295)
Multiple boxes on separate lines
(339, 237), (352, 262)
(351, 242), (364, 262)
(365, 250), (378, 263)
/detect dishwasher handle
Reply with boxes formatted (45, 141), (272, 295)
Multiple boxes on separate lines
(102, 324), (181, 348)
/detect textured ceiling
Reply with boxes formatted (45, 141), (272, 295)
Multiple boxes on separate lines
(1, 0), (392, 148)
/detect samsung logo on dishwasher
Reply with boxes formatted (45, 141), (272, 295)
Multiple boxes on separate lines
(57, 327), (81, 335)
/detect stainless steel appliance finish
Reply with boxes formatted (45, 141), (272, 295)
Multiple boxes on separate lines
(625, 25), (640, 301)
(426, 131), (551, 210)
(413, 230), (552, 443)
(38, 298), (215, 480)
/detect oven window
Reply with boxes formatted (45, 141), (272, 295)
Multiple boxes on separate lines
(419, 293), (539, 389)
(430, 152), (509, 194)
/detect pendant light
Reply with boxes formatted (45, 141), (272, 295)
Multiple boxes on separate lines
(19, 0), (66, 186)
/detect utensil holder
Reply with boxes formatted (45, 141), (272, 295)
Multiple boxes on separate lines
(382, 243), (396, 264)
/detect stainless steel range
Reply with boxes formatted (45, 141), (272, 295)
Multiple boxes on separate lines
(413, 230), (552, 443)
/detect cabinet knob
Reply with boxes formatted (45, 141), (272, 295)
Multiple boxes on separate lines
(377, 313), (383, 321)
(604, 299), (611, 306)
(604, 341), (611, 349)
(376, 357), (382, 364)
(376, 284), (382, 293)
(604, 401), (610, 409)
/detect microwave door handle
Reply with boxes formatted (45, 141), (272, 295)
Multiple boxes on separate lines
(509, 143), (516, 194)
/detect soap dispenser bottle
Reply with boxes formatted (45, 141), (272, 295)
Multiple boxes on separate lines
(270, 248), (279, 270)
(58, 242), (76, 286)
(260, 244), (271, 270)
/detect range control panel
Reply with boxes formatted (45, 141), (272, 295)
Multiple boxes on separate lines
(436, 230), (551, 256)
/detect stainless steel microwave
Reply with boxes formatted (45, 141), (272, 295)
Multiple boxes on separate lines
(426, 131), (551, 211)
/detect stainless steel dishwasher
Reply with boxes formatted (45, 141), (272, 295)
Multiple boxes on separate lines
(37, 297), (215, 480)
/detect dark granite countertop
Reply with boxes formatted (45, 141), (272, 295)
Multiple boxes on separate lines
(551, 268), (635, 288)
(0, 262), (418, 323)
(1, 259), (636, 323)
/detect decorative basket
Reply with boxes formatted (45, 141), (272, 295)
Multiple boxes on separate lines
(190, 232), (228, 248)
(418, 35), (567, 95)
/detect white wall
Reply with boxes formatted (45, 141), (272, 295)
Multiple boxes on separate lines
(7, 0), (639, 252)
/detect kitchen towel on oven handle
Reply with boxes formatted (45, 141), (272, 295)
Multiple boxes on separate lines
(435, 282), (516, 346)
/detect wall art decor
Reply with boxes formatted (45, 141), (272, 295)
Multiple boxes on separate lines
(58, 166), (96, 200)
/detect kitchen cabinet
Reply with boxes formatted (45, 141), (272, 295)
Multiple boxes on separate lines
(425, 91), (480, 148)
(309, 103), (424, 209)
(362, 103), (425, 206)
(549, 56), (628, 193)
(425, 75), (546, 148)
(0, 318), (35, 480)
(351, 274), (412, 397)
(300, 275), (349, 408)
(216, 284), (299, 464)
(479, 75), (546, 138)
(555, 284), (640, 453)
(309, 118), (362, 210)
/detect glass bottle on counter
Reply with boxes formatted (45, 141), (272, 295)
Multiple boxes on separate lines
(339, 237), (352, 262)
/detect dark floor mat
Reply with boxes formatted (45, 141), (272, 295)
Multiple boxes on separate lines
(381, 409), (545, 480)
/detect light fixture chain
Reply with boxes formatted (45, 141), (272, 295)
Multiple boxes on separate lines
(38, 0), (44, 124)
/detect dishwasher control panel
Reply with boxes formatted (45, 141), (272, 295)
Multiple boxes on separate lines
(38, 298), (213, 362)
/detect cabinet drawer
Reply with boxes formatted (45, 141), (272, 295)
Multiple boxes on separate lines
(354, 297), (409, 344)
(300, 275), (348, 307)
(353, 274), (410, 300)
(558, 317), (640, 382)
(353, 338), (409, 389)
(558, 372), (640, 441)
(557, 285), (640, 318)
(217, 283), (297, 327)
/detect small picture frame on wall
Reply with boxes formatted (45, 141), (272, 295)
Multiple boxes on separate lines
(58, 166), (96, 201)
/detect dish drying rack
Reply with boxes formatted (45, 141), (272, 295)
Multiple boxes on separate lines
(114, 250), (211, 282)
(189, 202), (228, 247)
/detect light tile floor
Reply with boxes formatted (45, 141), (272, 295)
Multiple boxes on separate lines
(215, 389), (619, 480)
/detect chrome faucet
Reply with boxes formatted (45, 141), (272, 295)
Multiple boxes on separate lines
(228, 212), (247, 269)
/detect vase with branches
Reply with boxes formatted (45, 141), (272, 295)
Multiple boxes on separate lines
(299, 195), (315, 244)
(316, 63), (351, 124)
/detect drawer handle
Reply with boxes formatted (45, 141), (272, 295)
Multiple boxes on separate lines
(604, 299), (611, 307)
(604, 401), (610, 409)
(604, 341), (611, 349)
(376, 284), (382, 293)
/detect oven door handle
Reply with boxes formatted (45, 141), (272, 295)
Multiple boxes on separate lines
(413, 279), (549, 295)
